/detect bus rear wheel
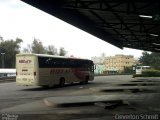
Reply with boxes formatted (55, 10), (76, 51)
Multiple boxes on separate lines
(42, 85), (50, 89)
(85, 79), (88, 84)
(80, 76), (89, 84)
(59, 78), (65, 87)
(85, 76), (89, 84)
(42, 84), (53, 88)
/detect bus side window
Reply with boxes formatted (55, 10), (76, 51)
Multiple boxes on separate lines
(45, 58), (52, 66)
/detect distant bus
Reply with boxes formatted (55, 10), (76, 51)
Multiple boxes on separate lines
(16, 54), (95, 87)
(0, 69), (16, 78)
(136, 66), (151, 74)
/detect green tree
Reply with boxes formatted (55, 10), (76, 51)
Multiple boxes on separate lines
(139, 52), (151, 65)
(149, 52), (160, 70)
(22, 44), (32, 53)
(31, 38), (46, 54)
(22, 38), (68, 56)
(139, 52), (160, 70)
(46, 45), (57, 55)
(122, 66), (134, 74)
(0, 38), (23, 68)
(59, 47), (67, 56)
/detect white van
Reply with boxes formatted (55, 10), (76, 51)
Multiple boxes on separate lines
(136, 66), (151, 74)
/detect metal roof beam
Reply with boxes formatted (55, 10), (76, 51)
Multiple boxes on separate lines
(136, 1), (155, 12)
(89, 10), (126, 40)
(104, 2), (140, 42)
(63, 1), (125, 12)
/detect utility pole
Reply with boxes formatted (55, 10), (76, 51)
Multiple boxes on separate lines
(0, 36), (3, 41)
(1, 53), (5, 68)
(0, 37), (5, 68)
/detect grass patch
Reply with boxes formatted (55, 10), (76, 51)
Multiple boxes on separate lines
(133, 69), (160, 78)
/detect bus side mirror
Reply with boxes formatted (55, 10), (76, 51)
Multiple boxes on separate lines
(94, 65), (96, 70)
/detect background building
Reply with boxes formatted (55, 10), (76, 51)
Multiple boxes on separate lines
(91, 54), (106, 74)
(104, 54), (135, 74)
(94, 64), (105, 75)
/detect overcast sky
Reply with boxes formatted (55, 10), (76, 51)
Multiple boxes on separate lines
(0, 0), (143, 59)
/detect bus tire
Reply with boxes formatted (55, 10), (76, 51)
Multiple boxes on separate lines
(85, 76), (89, 84)
(42, 85), (50, 89)
(42, 84), (53, 88)
(85, 80), (88, 84)
(80, 76), (89, 84)
(59, 78), (65, 87)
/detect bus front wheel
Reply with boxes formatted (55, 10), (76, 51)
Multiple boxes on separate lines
(59, 78), (65, 87)
(80, 76), (89, 84)
(85, 76), (89, 84)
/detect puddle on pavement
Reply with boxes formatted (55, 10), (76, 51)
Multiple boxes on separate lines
(94, 100), (133, 110)
(117, 83), (157, 86)
(131, 80), (160, 82)
(55, 100), (127, 109)
(100, 89), (155, 93)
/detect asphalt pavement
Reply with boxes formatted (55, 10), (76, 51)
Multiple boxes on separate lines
(0, 75), (160, 120)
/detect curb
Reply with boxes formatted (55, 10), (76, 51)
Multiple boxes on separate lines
(43, 98), (58, 107)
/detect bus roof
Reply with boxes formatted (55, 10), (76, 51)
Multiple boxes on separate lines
(16, 53), (92, 61)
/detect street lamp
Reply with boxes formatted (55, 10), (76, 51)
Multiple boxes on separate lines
(1, 53), (5, 68)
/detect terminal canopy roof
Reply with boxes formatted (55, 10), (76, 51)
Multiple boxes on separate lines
(21, 0), (160, 52)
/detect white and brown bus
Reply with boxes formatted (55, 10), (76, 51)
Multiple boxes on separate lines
(16, 53), (94, 87)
